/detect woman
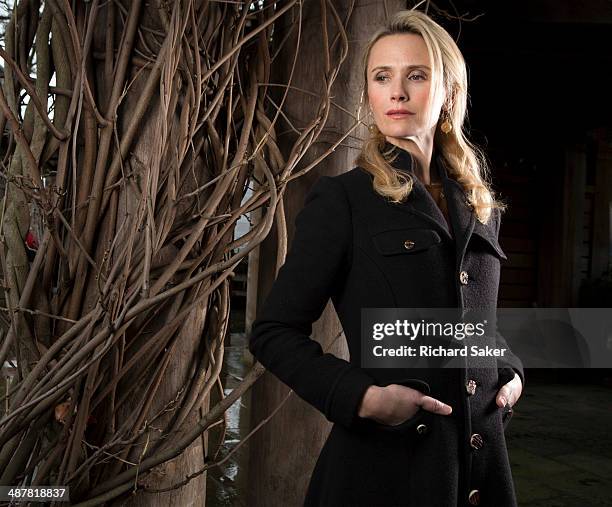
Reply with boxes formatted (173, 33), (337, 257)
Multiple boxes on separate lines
(249, 9), (524, 507)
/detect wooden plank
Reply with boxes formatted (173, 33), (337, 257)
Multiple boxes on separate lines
(591, 143), (612, 278)
(561, 146), (587, 306)
(580, 257), (590, 273)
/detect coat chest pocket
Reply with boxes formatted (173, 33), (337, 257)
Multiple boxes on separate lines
(371, 228), (442, 256)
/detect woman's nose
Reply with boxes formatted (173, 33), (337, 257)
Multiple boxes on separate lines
(391, 86), (408, 101)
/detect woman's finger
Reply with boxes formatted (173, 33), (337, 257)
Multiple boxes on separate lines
(497, 380), (519, 408)
(418, 395), (453, 415)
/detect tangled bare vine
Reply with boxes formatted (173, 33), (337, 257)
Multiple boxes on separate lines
(0, 0), (364, 504)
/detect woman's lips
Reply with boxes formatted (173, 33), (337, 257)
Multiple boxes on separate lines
(386, 112), (414, 119)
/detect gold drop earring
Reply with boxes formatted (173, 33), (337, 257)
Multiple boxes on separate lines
(440, 110), (452, 134)
(367, 109), (377, 134)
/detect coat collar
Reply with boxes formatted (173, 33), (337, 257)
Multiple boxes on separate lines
(382, 141), (506, 260)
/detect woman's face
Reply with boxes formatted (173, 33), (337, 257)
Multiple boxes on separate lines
(367, 33), (443, 143)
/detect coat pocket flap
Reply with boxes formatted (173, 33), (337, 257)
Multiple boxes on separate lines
(372, 228), (441, 256)
(373, 408), (429, 433)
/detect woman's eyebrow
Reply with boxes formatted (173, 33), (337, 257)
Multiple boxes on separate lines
(370, 64), (431, 73)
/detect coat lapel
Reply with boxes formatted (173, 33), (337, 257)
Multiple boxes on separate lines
(383, 143), (505, 262)
(437, 155), (507, 261)
(385, 144), (454, 242)
(385, 143), (477, 249)
(437, 156), (475, 261)
(435, 154), (507, 261)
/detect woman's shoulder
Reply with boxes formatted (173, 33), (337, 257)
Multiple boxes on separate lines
(316, 167), (376, 208)
(332, 165), (372, 181)
(326, 166), (374, 194)
(312, 168), (386, 223)
(305, 167), (374, 206)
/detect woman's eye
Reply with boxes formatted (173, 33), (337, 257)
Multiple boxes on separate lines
(374, 73), (426, 82)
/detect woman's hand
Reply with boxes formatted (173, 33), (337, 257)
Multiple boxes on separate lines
(496, 371), (523, 408)
(358, 384), (453, 426)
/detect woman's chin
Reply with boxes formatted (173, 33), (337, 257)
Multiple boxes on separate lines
(383, 132), (419, 143)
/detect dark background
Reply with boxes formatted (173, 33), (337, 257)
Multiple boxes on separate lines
(437, 0), (612, 304)
(433, 0), (612, 385)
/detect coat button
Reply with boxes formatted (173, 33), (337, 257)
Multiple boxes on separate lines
(468, 489), (480, 505)
(459, 270), (469, 285)
(416, 423), (428, 435)
(466, 379), (477, 396)
(470, 433), (484, 450)
(404, 240), (415, 250)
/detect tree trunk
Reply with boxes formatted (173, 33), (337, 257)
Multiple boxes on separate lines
(104, 66), (207, 507)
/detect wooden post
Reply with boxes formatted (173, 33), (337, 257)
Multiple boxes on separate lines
(246, 1), (404, 505)
(560, 145), (587, 306)
(592, 140), (612, 279)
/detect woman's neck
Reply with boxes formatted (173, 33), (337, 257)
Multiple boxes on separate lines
(385, 136), (436, 185)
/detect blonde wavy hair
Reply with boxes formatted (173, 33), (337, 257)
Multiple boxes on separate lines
(356, 9), (505, 224)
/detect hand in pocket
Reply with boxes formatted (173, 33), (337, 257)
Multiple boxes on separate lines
(364, 384), (453, 427)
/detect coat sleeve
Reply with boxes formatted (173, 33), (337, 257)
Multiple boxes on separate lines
(493, 208), (526, 389)
(495, 331), (525, 388)
(248, 175), (376, 429)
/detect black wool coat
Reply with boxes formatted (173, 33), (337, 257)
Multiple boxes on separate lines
(249, 142), (525, 507)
